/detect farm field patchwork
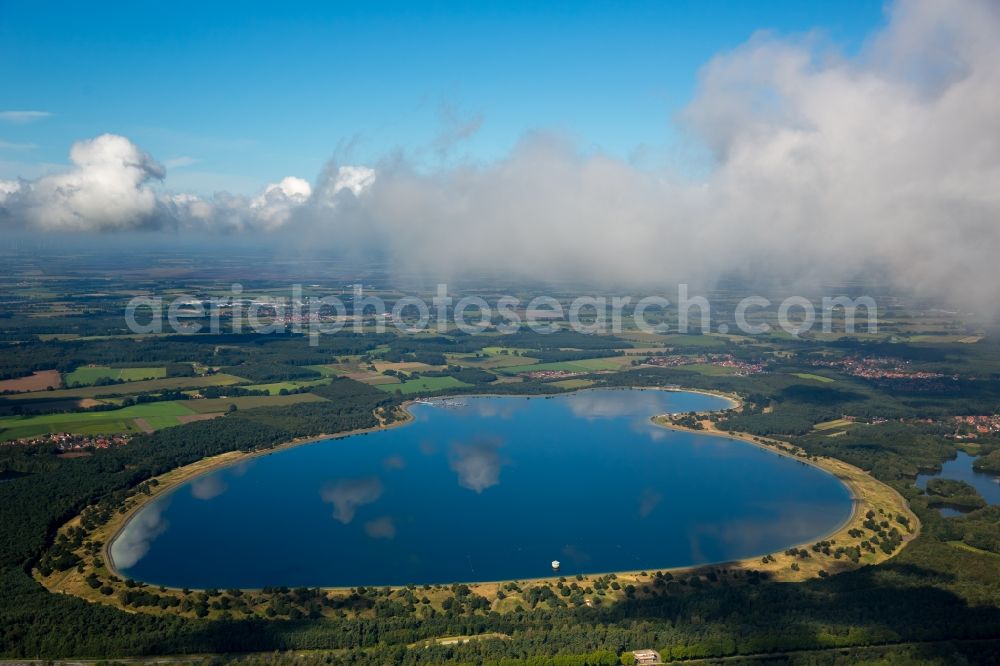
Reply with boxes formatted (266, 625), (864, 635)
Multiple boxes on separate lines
(675, 363), (738, 376)
(496, 356), (629, 375)
(0, 369), (62, 392)
(549, 378), (595, 389)
(0, 401), (198, 440)
(792, 372), (836, 383)
(182, 392), (328, 414)
(64, 366), (166, 386)
(6, 374), (245, 401)
(304, 364), (350, 377)
(242, 380), (329, 395)
(813, 418), (855, 432)
(375, 375), (472, 394)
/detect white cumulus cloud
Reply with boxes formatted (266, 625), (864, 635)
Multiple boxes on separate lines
(1, 0), (999, 310)
(249, 176), (313, 231)
(5, 134), (165, 231)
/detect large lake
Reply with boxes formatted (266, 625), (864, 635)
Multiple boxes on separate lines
(112, 389), (852, 588)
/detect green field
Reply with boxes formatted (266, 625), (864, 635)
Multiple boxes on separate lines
(7, 374), (244, 401)
(662, 334), (727, 347)
(497, 357), (628, 375)
(792, 372), (836, 383)
(0, 401), (197, 440)
(676, 363), (737, 376)
(375, 375), (472, 394)
(304, 364), (350, 377)
(242, 380), (330, 395)
(183, 392), (328, 413)
(550, 378), (595, 390)
(64, 366), (166, 386)
(813, 417), (855, 431)
(0, 391), (333, 439)
(480, 346), (537, 356)
(449, 353), (537, 370)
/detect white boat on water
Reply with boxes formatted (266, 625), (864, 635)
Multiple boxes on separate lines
(551, 560), (561, 570)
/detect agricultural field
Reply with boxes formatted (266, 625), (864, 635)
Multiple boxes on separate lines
(792, 372), (836, 383)
(480, 346), (537, 356)
(453, 353), (538, 369)
(355, 374), (403, 385)
(304, 364), (350, 377)
(0, 369), (62, 393)
(63, 365), (166, 386)
(5, 374), (245, 401)
(907, 334), (983, 343)
(242, 380), (329, 395)
(0, 401), (198, 440)
(675, 363), (738, 376)
(373, 361), (439, 373)
(375, 375), (472, 394)
(661, 334), (728, 347)
(550, 378), (595, 390)
(183, 392), (328, 413)
(813, 418), (855, 432)
(496, 356), (629, 375)
(804, 331), (887, 342)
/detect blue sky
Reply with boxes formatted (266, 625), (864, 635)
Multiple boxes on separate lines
(1, 1), (888, 194)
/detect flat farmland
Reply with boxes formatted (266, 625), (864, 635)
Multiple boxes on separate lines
(676, 363), (738, 376)
(0, 397), (104, 416)
(550, 378), (595, 389)
(373, 361), (439, 373)
(242, 380), (329, 395)
(452, 354), (539, 370)
(356, 375), (401, 385)
(0, 370), (62, 393)
(792, 372), (836, 383)
(182, 392), (327, 413)
(813, 418), (855, 431)
(0, 401), (197, 440)
(304, 364), (350, 377)
(497, 356), (629, 375)
(7, 374), (245, 400)
(64, 366), (166, 386)
(375, 375), (471, 394)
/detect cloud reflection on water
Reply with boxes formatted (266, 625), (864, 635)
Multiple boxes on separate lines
(364, 516), (397, 540)
(684, 502), (844, 563)
(561, 543), (591, 564)
(382, 454), (406, 470)
(457, 398), (526, 420)
(320, 476), (384, 524)
(562, 389), (682, 438)
(190, 473), (227, 500)
(449, 435), (507, 493)
(111, 501), (169, 568)
(639, 488), (663, 518)
(563, 390), (667, 420)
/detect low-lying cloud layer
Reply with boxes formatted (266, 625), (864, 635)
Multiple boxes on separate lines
(2, 0), (999, 306)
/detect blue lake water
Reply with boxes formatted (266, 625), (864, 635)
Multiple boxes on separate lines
(916, 450), (1000, 517)
(112, 389), (853, 588)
